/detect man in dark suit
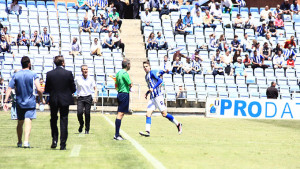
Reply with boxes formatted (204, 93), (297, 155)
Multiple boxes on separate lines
(45, 55), (76, 150)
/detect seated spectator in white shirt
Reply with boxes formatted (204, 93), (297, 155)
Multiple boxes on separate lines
(183, 57), (193, 74)
(113, 33), (125, 53)
(141, 8), (152, 27)
(88, 6), (97, 20)
(102, 31), (115, 50)
(208, 0), (216, 12)
(273, 50), (286, 68)
(260, 5), (271, 21)
(211, 3), (222, 19)
(193, 11), (203, 28)
(242, 33), (252, 53)
(233, 13), (244, 29)
(209, 33), (218, 51)
(30, 30), (41, 47)
(212, 58), (225, 75)
(265, 12), (275, 24)
(169, 0), (179, 11)
(69, 37), (82, 56)
(163, 55), (172, 73)
(191, 3), (201, 17)
(155, 32), (168, 50)
(221, 0), (232, 13)
(231, 57), (246, 76)
(7, 0), (22, 15)
(91, 38), (102, 56)
(244, 13), (255, 29)
(291, 0), (300, 14)
(192, 56), (202, 75)
(172, 56), (183, 74)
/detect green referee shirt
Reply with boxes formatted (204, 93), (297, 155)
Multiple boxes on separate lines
(116, 69), (131, 93)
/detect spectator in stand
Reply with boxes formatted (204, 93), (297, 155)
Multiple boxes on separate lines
(146, 32), (157, 50)
(260, 42), (272, 61)
(173, 49), (187, 61)
(236, 0), (246, 7)
(242, 33), (252, 53)
(256, 22), (267, 37)
(41, 27), (55, 48)
(91, 38), (102, 56)
(149, 0), (161, 12)
(284, 35), (296, 51)
(73, 0), (89, 10)
(273, 50), (285, 68)
(233, 13), (244, 29)
(98, 13), (107, 24)
(221, 0), (232, 14)
(274, 14), (284, 29)
(231, 57), (246, 76)
(211, 3), (222, 19)
(156, 32), (168, 50)
(284, 44), (296, 60)
(113, 33), (125, 54)
(231, 35), (241, 52)
(273, 4), (283, 17)
(7, 0), (22, 15)
(112, 20), (120, 33)
(30, 30), (41, 47)
(183, 12), (193, 27)
(193, 11), (203, 28)
(192, 56), (202, 75)
(265, 12), (275, 23)
(260, 6), (271, 21)
(69, 37), (82, 57)
(87, 0), (98, 10)
(109, 8), (122, 28)
(267, 21), (277, 37)
(175, 19), (189, 35)
(88, 6), (97, 20)
(209, 33), (218, 51)
(191, 3), (201, 17)
(208, 0), (216, 12)
(251, 50), (269, 69)
(107, 2), (114, 14)
(203, 10), (219, 30)
(1, 27), (10, 44)
(232, 50), (241, 63)
(183, 57), (193, 75)
(20, 30), (29, 48)
(141, 8), (152, 27)
(15, 33), (22, 46)
(252, 40), (259, 51)
(160, 4), (170, 20)
(211, 49), (222, 66)
(98, 0), (108, 11)
(102, 31), (115, 50)
(169, 0), (179, 12)
(222, 49), (233, 74)
(280, 0), (292, 15)
(172, 56), (183, 74)
(286, 56), (295, 68)
(212, 58), (225, 75)
(245, 13), (255, 29)
(291, 0), (300, 14)
(100, 19), (109, 33)
(216, 34), (227, 51)
(273, 43), (283, 55)
(163, 55), (172, 73)
(80, 17), (91, 33)
(264, 33), (275, 48)
(91, 16), (100, 33)
(243, 54), (251, 67)
(0, 35), (12, 53)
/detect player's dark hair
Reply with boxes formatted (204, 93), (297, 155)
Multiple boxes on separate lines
(143, 61), (150, 66)
(21, 56), (31, 68)
(54, 55), (65, 66)
(122, 58), (130, 69)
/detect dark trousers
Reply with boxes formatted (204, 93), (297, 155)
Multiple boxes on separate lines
(114, 41), (125, 53)
(133, 1), (139, 19)
(251, 64), (269, 69)
(50, 105), (69, 147)
(119, 1), (126, 19)
(77, 95), (92, 132)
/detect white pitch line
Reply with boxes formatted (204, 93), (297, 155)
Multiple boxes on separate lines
(103, 115), (166, 169)
(78, 133), (85, 137)
(69, 145), (82, 157)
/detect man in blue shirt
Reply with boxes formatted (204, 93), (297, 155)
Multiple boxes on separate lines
(212, 58), (225, 75)
(3, 56), (44, 148)
(256, 22), (267, 37)
(251, 50), (269, 69)
(139, 61), (182, 137)
(80, 17), (91, 33)
(155, 32), (168, 50)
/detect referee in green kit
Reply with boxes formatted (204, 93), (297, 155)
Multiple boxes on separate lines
(114, 58), (132, 140)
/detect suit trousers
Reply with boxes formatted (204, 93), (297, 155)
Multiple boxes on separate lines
(77, 95), (92, 131)
(50, 105), (69, 146)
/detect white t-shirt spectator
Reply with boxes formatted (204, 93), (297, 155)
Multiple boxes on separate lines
(273, 55), (285, 66)
(193, 15), (203, 26)
(91, 41), (102, 52)
(260, 9), (271, 20)
(141, 12), (152, 23)
(191, 7), (201, 17)
(221, 0), (232, 8)
(212, 8), (222, 18)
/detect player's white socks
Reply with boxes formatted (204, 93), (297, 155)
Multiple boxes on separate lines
(145, 124), (151, 132)
(172, 118), (179, 126)
(166, 113), (179, 126)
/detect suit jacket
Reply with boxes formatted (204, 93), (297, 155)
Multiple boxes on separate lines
(45, 67), (76, 107)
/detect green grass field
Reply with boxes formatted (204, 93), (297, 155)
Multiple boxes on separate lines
(1, 112), (300, 169)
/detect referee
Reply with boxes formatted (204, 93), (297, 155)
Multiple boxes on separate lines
(75, 65), (98, 134)
(114, 58), (132, 140)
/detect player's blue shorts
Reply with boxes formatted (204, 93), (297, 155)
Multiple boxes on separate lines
(17, 105), (36, 120)
(117, 92), (129, 113)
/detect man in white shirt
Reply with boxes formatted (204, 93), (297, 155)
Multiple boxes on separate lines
(242, 33), (252, 53)
(91, 38), (102, 56)
(183, 57), (193, 74)
(193, 11), (203, 27)
(211, 3), (222, 19)
(273, 50), (285, 69)
(162, 55), (172, 73)
(141, 8), (152, 27)
(260, 6), (271, 21)
(191, 3), (201, 17)
(221, 0), (232, 13)
(88, 6), (97, 21)
(75, 65), (98, 134)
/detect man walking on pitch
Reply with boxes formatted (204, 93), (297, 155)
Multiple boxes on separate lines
(139, 61), (182, 137)
(3, 56), (44, 148)
(114, 58), (132, 140)
(75, 65), (98, 134)
(45, 55), (76, 150)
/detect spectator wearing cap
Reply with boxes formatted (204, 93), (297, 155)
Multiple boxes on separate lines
(280, 0), (291, 15)
(244, 13), (255, 29)
(242, 33), (252, 53)
(97, 0), (108, 11)
(169, 0), (179, 11)
(156, 32), (168, 50)
(113, 33), (125, 54)
(260, 42), (272, 61)
(286, 55), (295, 68)
(233, 14), (244, 29)
(192, 56), (202, 75)
(160, 3), (170, 20)
(255, 22), (267, 37)
(172, 56), (183, 74)
(112, 20), (120, 33)
(91, 16), (100, 33)
(273, 50), (285, 68)
(212, 58), (225, 75)
(141, 8), (153, 27)
(203, 10), (219, 30)
(69, 37), (82, 57)
(284, 44), (296, 60)
(80, 17), (91, 33)
(273, 4), (283, 17)
(191, 3), (201, 17)
(260, 6), (271, 21)
(274, 14), (284, 29)
(193, 11), (203, 28)
(251, 50), (269, 69)
(291, 0), (300, 14)
(183, 57), (193, 75)
(87, 0), (98, 10)
(231, 35), (241, 52)
(91, 38), (102, 56)
(73, 0), (89, 10)
(231, 57), (246, 76)
(109, 7), (122, 28)
(221, 0), (232, 14)
(211, 3), (222, 19)
(102, 31), (115, 50)
(0, 34), (12, 53)
(30, 30), (41, 47)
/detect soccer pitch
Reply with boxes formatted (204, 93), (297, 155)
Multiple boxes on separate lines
(1, 112), (300, 169)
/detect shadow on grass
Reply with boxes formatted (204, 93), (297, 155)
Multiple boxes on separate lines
(246, 119), (300, 131)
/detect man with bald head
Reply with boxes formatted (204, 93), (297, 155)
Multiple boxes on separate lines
(80, 16), (91, 33)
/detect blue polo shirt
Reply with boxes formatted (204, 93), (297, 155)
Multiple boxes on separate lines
(9, 70), (39, 109)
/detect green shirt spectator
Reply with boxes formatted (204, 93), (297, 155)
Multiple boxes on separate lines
(116, 69), (131, 93)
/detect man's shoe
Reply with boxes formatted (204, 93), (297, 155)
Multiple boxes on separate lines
(51, 140), (57, 149)
(60, 145), (66, 150)
(114, 135), (125, 140)
(17, 143), (22, 148)
(78, 125), (83, 133)
(177, 123), (183, 134)
(85, 130), (89, 134)
(23, 143), (30, 148)
(139, 131), (150, 137)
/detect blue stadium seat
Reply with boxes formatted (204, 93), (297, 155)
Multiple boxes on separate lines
(67, 2), (75, 8)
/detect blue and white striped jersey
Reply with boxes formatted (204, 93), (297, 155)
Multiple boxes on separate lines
(145, 70), (163, 99)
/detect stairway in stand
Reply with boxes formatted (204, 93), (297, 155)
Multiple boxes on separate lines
(120, 19), (149, 111)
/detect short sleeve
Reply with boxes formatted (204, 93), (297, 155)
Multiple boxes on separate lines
(33, 72), (39, 80)
(8, 74), (16, 89)
(123, 72), (131, 85)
